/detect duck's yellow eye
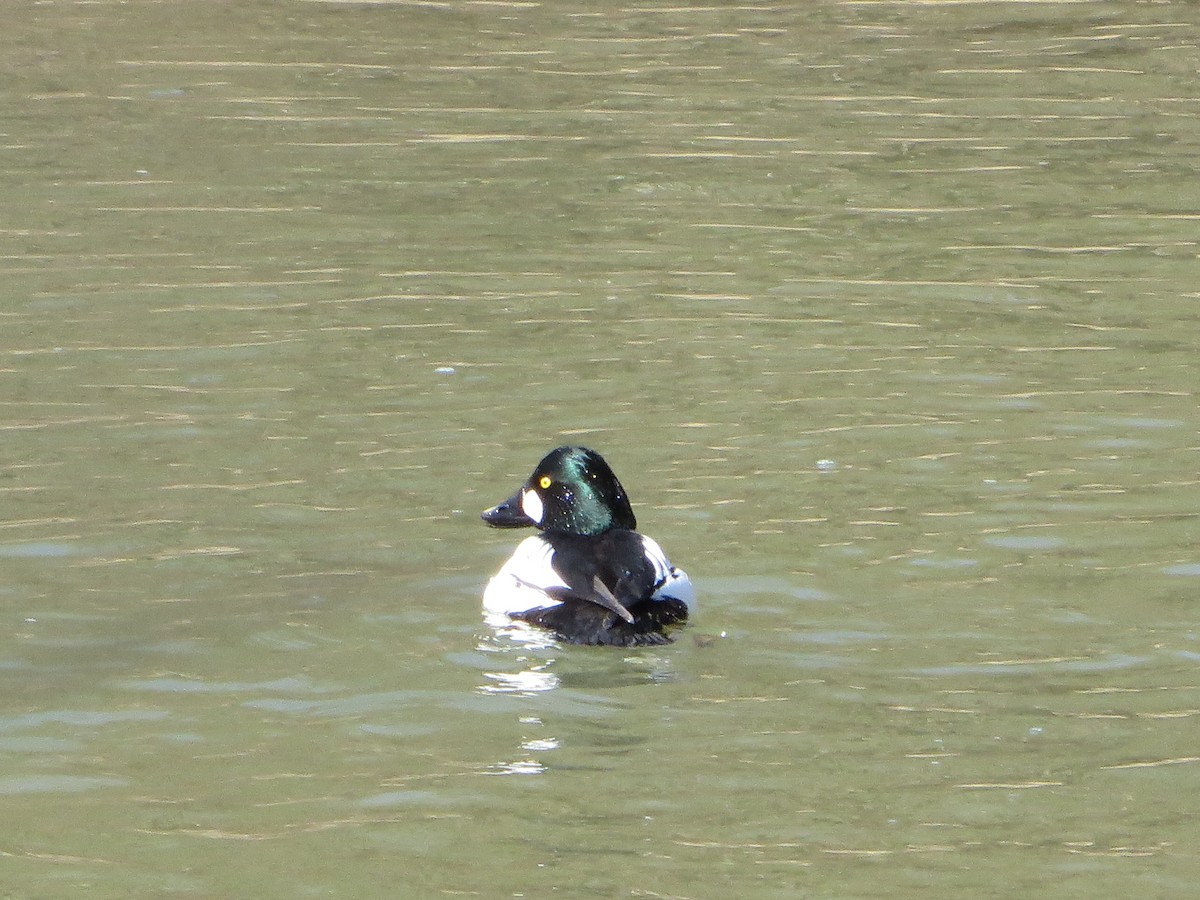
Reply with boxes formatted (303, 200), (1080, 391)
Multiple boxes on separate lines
(539, 475), (552, 490)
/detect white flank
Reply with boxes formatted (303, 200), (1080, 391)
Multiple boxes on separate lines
(640, 534), (697, 611)
(482, 536), (567, 616)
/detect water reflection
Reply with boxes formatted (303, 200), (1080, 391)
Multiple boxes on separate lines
(480, 666), (560, 695)
(473, 630), (690, 777)
(476, 635), (561, 774)
(480, 613), (561, 653)
(483, 758), (546, 777)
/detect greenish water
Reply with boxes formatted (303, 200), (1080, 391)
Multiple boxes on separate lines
(2, 1), (1198, 896)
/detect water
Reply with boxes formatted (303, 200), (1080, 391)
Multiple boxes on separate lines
(2, 1), (1198, 896)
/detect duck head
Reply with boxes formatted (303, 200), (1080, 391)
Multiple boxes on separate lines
(481, 446), (637, 536)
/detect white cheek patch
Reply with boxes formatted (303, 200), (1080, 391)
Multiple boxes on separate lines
(521, 488), (544, 524)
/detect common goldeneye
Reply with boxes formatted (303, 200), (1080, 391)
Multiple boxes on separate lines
(481, 446), (695, 646)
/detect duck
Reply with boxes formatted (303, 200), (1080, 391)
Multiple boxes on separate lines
(481, 446), (695, 646)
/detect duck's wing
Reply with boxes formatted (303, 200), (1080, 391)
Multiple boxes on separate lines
(545, 531), (659, 622)
(585, 576), (635, 623)
(546, 570), (635, 623)
(516, 532), (690, 645)
(517, 600), (674, 647)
